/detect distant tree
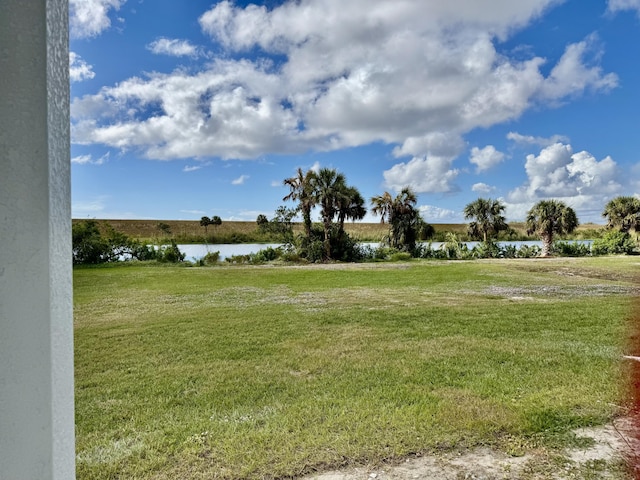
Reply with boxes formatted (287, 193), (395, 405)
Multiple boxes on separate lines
(211, 215), (222, 227)
(157, 222), (172, 236)
(256, 214), (269, 231)
(602, 196), (640, 233)
(526, 200), (579, 257)
(463, 198), (508, 243)
(200, 216), (212, 233)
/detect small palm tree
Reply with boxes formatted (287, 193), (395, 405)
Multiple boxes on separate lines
(336, 186), (366, 237)
(526, 200), (578, 257)
(370, 191), (393, 224)
(463, 198), (508, 243)
(371, 187), (421, 252)
(314, 168), (347, 259)
(602, 196), (640, 233)
(283, 167), (317, 239)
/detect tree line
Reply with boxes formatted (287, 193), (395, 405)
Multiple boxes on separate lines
(279, 167), (639, 261)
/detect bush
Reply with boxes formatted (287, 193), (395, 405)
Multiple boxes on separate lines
(470, 241), (500, 259)
(516, 244), (541, 258)
(553, 241), (591, 257)
(254, 246), (282, 262)
(73, 220), (158, 264)
(202, 251), (220, 265)
(591, 230), (637, 255)
(390, 252), (412, 262)
(157, 241), (185, 263)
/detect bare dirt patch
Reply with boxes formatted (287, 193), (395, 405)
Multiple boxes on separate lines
(303, 422), (634, 480)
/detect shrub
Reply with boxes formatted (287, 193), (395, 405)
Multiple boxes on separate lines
(516, 244), (541, 258)
(202, 251), (220, 265)
(553, 241), (591, 257)
(157, 241), (185, 263)
(254, 246), (281, 262)
(390, 252), (412, 262)
(591, 230), (637, 255)
(471, 241), (500, 259)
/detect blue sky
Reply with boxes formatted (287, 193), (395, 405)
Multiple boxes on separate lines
(70, 0), (640, 224)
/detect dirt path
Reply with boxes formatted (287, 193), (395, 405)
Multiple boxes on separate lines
(304, 422), (637, 479)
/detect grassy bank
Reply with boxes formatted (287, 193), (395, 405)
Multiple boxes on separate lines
(73, 218), (605, 244)
(74, 257), (637, 479)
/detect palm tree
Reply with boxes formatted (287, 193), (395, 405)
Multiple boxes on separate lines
(314, 168), (347, 259)
(372, 187), (421, 251)
(526, 200), (579, 257)
(370, 191), (393, 224)
(336, 186), (366, 238)
(463, 198), (508, 243)
(602, 196), (640, 233)
(283, 167), (316, 239)
(199, 216), (212, 233)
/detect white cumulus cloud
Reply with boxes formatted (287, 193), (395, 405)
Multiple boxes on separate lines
(147, 38), (200, 57)
(71, 0), (618, 204)
(70, 0), (125, 39)
(69, 52), (95, 82)
(469, 145), (505, 172)
(472, 183), (496, 193)
(419, 205), (460, 222)
(505, 142), (621, 221)
(608, 0), (640, 15)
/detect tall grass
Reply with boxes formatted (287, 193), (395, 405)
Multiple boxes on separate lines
(74, 219), (606, 244)
(74, 257), (635, 479)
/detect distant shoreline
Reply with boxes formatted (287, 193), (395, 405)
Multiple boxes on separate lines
(72, 218), (605, 244)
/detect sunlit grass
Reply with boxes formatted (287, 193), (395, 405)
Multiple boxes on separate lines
(74, 257), (637, 479)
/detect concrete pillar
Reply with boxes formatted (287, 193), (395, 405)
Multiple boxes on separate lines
(0, 0), (75, 478)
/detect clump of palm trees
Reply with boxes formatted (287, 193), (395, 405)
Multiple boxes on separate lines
(283, 167), (366, 261)
(283, 168), (429, 261)
(371, 187), (432, 253)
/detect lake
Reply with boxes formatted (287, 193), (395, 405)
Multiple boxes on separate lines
(176, 240), (593, 261)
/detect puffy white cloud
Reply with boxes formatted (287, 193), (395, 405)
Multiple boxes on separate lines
(69, 52), (95, 82)
(538, 35), (618, 102)
(608, 0), (640, 15)
(71, 0), (618, 195)
(232, 174), (249, 185)
(147, 38), (200, 57)
(419, 204), (460, 222)
(70, 0), (125, 39)
(505, 142), (621, 221)
(183, 165), (202, 172)
(383, 156), (460, 194)
(469, 145), (505, 172)
(472, 183), (496, 193)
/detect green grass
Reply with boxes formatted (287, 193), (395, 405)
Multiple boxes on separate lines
(74, 257), (638, 479)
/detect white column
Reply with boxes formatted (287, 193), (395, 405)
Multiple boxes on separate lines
(0, 1), (75, 479)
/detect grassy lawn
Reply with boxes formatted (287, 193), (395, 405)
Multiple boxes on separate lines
(74, 257), (638, 479)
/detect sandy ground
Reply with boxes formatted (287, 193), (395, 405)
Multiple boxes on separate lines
(303, 420), (639, 480)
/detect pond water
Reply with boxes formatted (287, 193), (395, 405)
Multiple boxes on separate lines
(177, 240), (593, 261)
